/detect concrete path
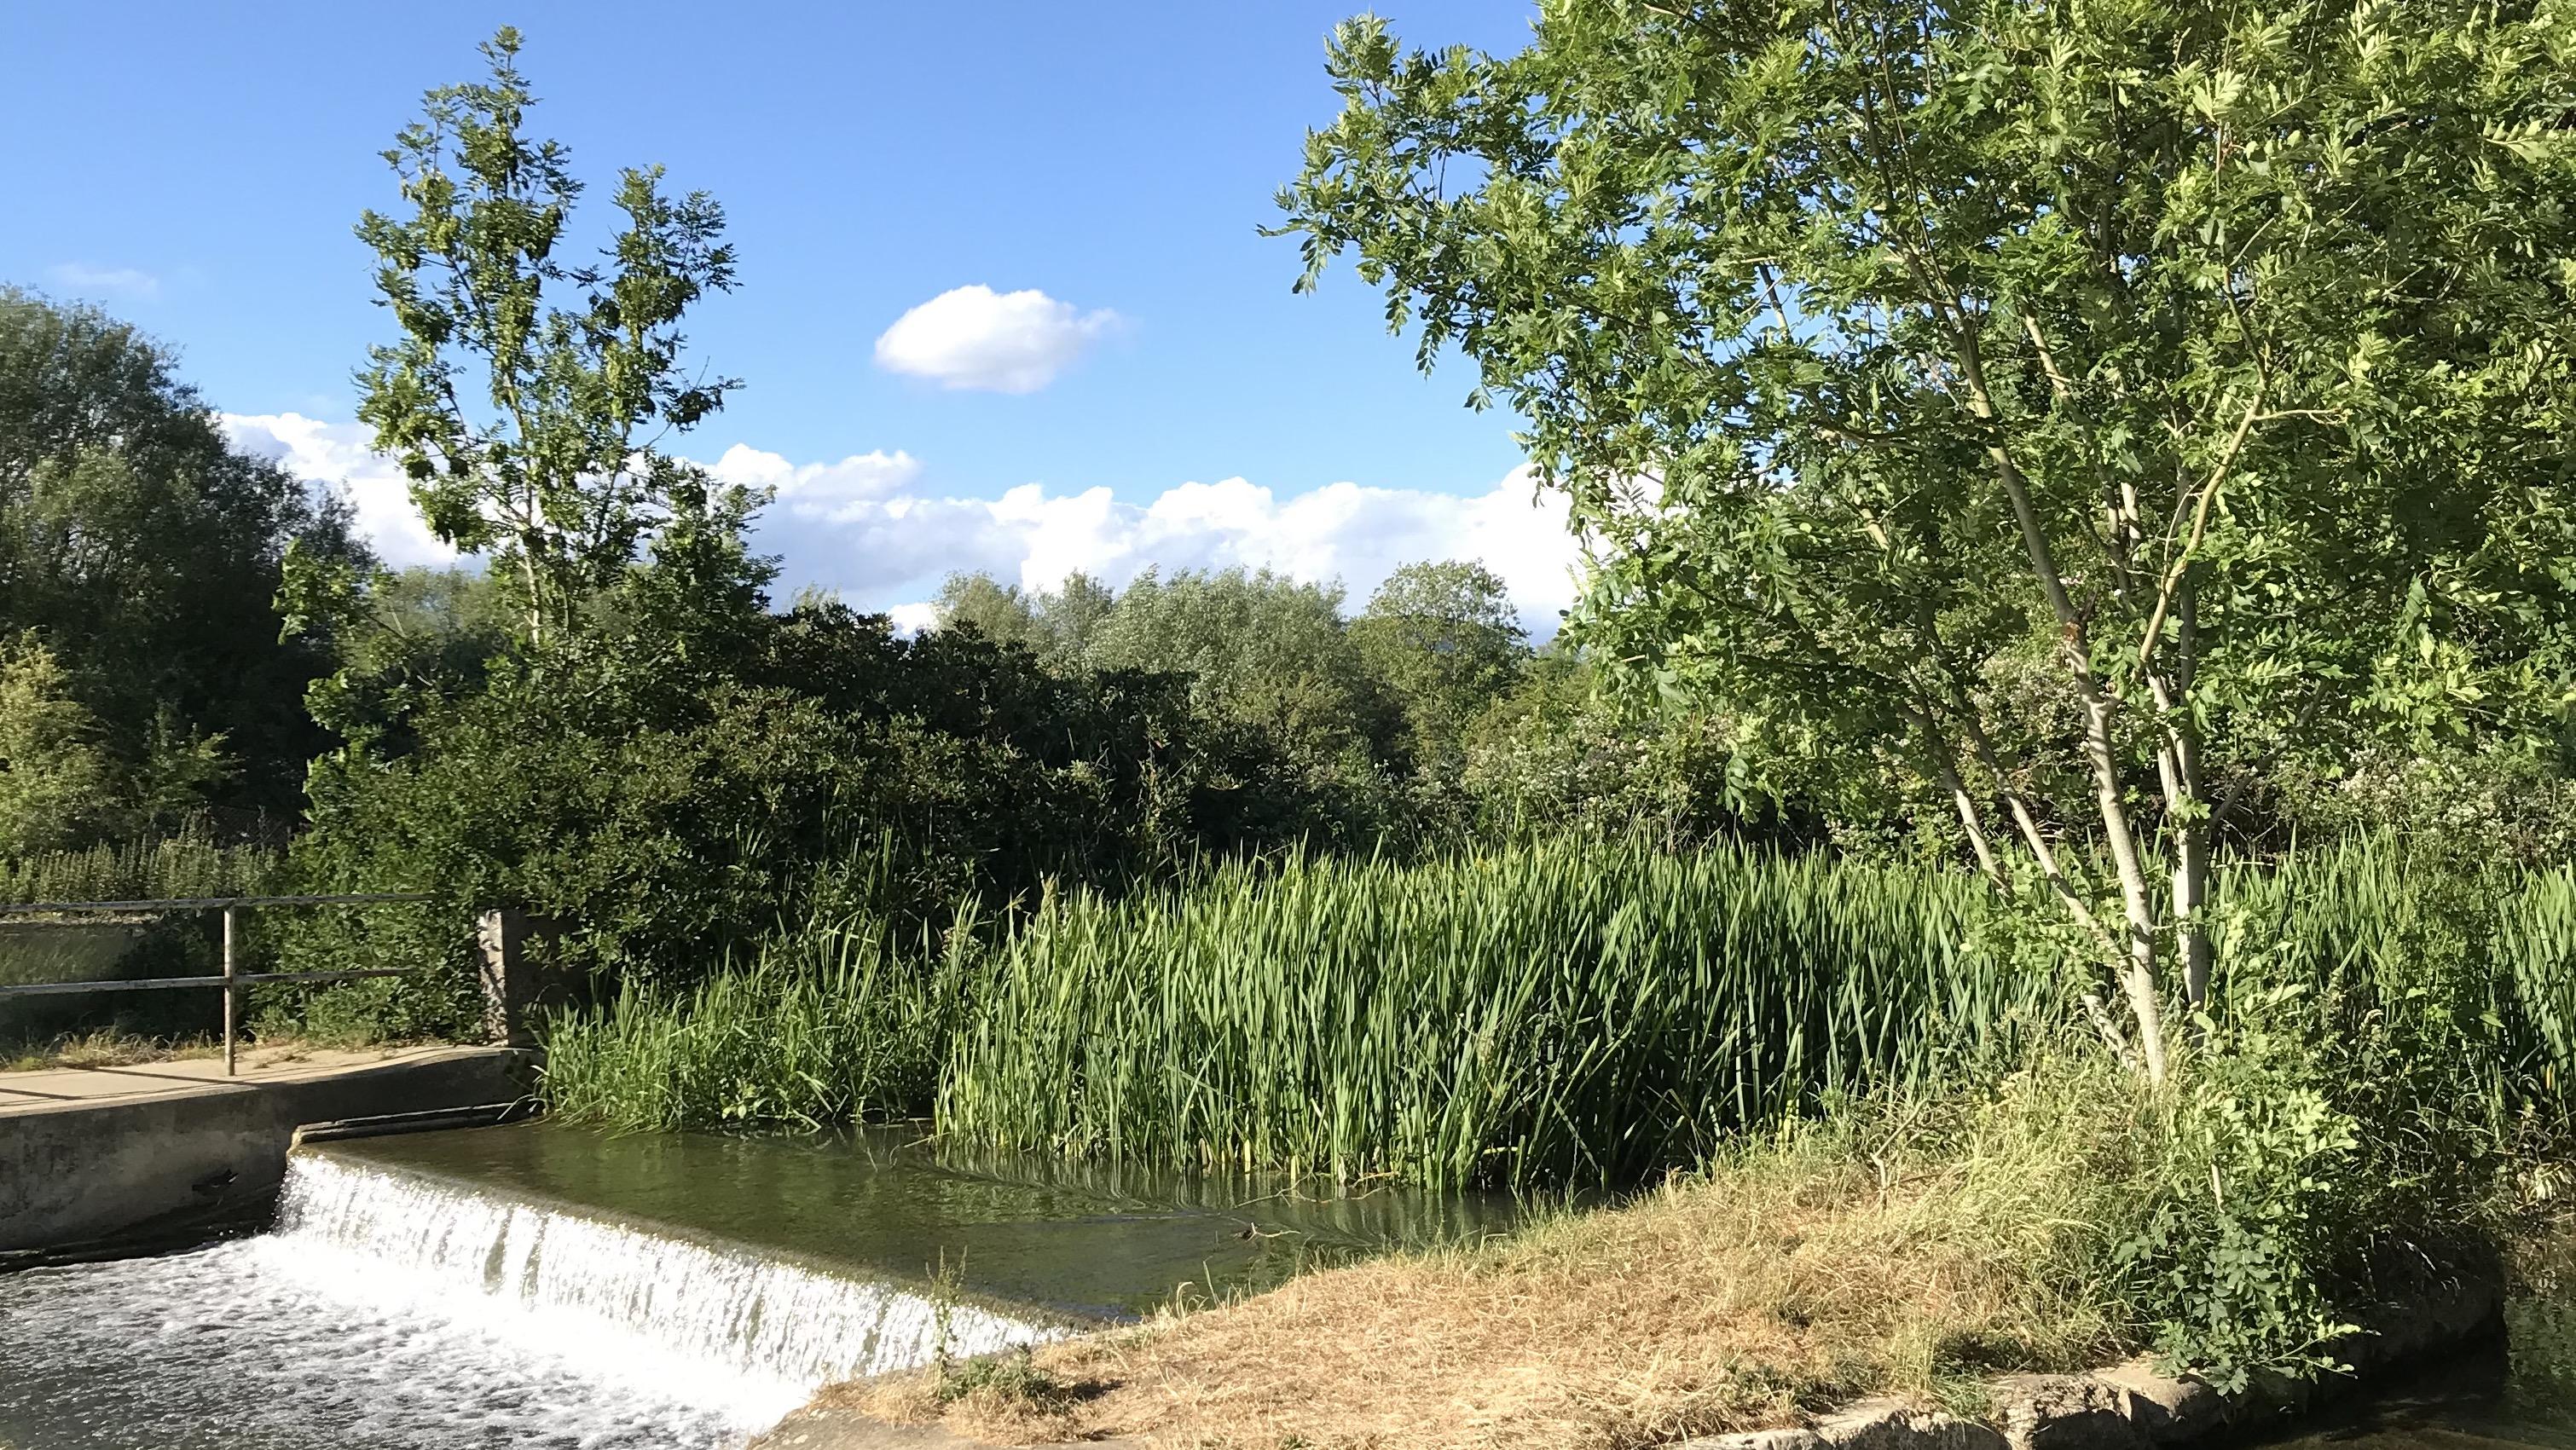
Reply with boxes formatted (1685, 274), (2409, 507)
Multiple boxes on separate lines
(1, 1043), (536, 1255)
(0, 1044), (476, 1114)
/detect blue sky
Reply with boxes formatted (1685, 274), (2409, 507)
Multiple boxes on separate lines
(2, 3), (1583, 627)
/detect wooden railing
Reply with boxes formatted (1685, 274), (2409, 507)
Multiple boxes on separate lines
(0, 893), (433, 1076)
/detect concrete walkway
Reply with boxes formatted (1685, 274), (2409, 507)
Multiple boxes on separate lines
(0, 1044), (477, 1112)
(1, 1043), (535, 1255)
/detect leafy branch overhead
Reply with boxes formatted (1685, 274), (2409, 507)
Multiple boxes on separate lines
(354, 25), (746, 644)
(1276, 0), (2576, 1080)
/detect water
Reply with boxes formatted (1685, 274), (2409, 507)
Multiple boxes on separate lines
(2250, 1336), (2576, 1449)
(0, 1119), (1507, 1449)
(325, 1118), (1515, 1320)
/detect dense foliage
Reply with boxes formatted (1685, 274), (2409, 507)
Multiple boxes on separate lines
(0, 289), (367, 838)
(1276, 0), (2576, 1080)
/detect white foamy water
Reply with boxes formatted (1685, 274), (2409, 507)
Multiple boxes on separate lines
(0, 1152), (1051, 1450)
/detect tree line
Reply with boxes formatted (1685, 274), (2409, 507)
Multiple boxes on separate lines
(4, 11), (2571, 1065)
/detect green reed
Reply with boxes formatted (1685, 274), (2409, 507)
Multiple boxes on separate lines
(935, 838), (2052, 1187)
(544, 907), (978, 1132)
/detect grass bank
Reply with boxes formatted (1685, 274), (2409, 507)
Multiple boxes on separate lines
(848, 1039), (2550, 1448)
(553, 835), (2576, 1390)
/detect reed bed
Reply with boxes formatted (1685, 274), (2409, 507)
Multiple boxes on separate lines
(0, 836), (280, 910)
(545, 910), (975, 1131)
(936, 839), (2051, 1187)
(544, 834), (2576, 1190)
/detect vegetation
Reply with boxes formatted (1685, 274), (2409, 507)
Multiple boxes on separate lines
(0, 288), (366, 835)
(1275, 0), (2576, 1082)
(8, 9), (2576, 1419)
(0, 835), (281, 1054)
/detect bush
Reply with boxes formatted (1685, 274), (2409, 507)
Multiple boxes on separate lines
(272, 596), (1340, 1038)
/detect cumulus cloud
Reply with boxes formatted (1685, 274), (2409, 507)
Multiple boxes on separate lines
(218, 413), (458, 569)
(48, 263), (159, 298)
(747, 460), (1585, 635)
(873, 285), (1120, 393)
(710, 443), (923, 523)
(211, 408), (1586, 636)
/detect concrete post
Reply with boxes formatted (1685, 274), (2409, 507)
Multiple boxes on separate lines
(476, 908), (538, 1048)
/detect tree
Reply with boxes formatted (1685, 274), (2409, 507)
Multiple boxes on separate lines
(0, 288), (366, 824)
(1350, 559), (1528, 778)
(934, 571), (1042, 650)
(0, 634), (114, 855)
(1278, 2), (2576, 1081)
(933, 569), (1119, 669)
(354, 26), (746, 646)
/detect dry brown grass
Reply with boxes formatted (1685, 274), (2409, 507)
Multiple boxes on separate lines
(844, 1095), (2137, 1450)
(2, 1029), (328, 1072)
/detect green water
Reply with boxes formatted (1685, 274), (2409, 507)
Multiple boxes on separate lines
(2253, 1283), (2576, 1450)
(327, 1117), (1516, 1321)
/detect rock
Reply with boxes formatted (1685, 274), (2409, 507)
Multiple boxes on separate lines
(1678, 1398), (2006, 1450)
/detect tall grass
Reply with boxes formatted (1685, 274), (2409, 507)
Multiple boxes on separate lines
(545, 908), (978, 1131)
(0, 837), (284, 1051)
(937, 838), (2052, 1187)
(542, 834), (2576, 1191)
(0, 835), (280, 910)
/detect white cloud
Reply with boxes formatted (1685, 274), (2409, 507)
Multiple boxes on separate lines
(745, 458), (1584, 635)
(48, 263), (160, 298)
(883, 601), (942, 635)
(217, 407), (1586, 635)
(710, 443), (923, 523)
(218, 413), (458, 569)
(873, 285), (1119, 394)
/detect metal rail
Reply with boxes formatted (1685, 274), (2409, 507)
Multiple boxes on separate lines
(0, 893), (436, 1076)
(0, 893), (431, 915)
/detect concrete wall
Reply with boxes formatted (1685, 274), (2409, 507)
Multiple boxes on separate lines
(0, 1049), (535, 1256)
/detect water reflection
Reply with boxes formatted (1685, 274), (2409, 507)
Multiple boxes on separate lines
(2257, 1246), (2576, 1450)
(327, 1118), (1520, 1321)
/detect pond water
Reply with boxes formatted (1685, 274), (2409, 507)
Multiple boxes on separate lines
(2250, 1334), (2576, 1450)
(0, 1118), (1509, 1450)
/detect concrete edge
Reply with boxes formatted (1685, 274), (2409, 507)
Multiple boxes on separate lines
(291, 1097), (541, 1146)
(1676, 1269), (2504, 1450)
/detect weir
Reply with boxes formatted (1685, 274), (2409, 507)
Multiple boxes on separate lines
(0, 1120), (1505, 1449)
(0, 1145), (1056, 1450)
(275, 1152), (1049, 1388)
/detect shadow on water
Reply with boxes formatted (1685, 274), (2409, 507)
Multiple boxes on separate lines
(2249, 1277), (2576, 1450)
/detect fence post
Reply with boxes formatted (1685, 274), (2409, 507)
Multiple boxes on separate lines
(221, 904), (237, 1077)
(477, 908), (535, 1048)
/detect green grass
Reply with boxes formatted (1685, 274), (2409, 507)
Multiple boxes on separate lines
(544, 907), (977, 1131)
(0, 836), (284, 1054)
(0, 836), (281, 912)
(541, 834), (2576, 1195)
(939, 837), (2048, 1187)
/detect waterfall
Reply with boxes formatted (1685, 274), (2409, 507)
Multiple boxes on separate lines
(0, 1148), (1064, 1450)
(271, 1150), (1051, 1402)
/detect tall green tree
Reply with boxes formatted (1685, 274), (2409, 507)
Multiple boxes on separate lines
(353, 26), (746, 646)
(933, 569), (1118, 669)
(1351, 559), (1528, 778)
(0, 634), (115, 855)
(1278, 0), (2576, 1080)
(0, 288), (364, 825)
